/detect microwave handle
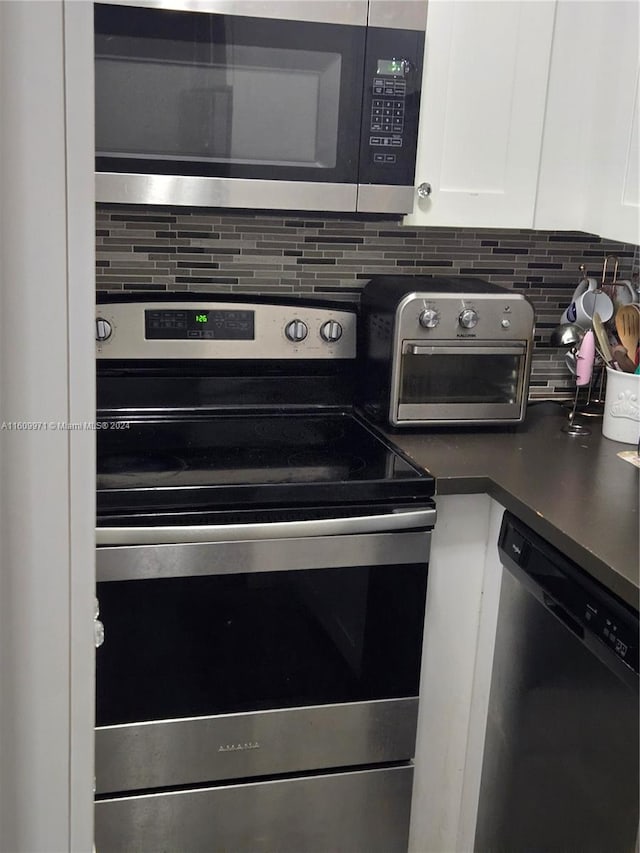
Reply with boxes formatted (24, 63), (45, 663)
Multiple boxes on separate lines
(403, 343), (527, 356)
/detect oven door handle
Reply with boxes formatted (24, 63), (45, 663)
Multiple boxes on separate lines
(403, 343), (527, 356)
(96, 506), (437, 546)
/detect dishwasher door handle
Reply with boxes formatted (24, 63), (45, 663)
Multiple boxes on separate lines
(542, 593), (585, 640)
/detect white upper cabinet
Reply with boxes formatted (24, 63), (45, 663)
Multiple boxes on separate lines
(535, 0), (639, 245)
(596, 26), (640, 246)
(405, 0), (556, 229)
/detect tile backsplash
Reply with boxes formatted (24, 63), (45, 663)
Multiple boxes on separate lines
(96, 206), (639, 399)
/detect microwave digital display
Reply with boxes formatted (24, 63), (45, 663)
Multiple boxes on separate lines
(377, 59), (404, 76)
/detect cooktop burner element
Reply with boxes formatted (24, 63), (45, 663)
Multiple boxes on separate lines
(97, 412), (427, 515)
(100, 453), (188, 477)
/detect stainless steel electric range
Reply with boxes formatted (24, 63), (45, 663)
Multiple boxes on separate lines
(94, 294), (436, 853)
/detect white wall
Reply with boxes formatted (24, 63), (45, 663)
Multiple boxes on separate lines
(0, 2), (95, 850)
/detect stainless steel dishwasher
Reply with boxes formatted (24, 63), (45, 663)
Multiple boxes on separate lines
(474, 512), (639, 853)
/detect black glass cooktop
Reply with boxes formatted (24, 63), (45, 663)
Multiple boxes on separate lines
(97, 411), (434, 516)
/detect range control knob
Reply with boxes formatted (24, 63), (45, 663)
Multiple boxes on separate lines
(419, 308), (440, 329)
(95, 317), (113, 342)
(320, 320), (343, 343)
(459, 308), (479, 329)
(285, 319), (308, 343)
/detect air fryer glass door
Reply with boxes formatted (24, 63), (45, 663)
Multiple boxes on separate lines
(94, 3), (365, 183)
(396, 342), (529, 423)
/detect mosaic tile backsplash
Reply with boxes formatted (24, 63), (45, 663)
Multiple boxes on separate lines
(96, 206), (639, 399)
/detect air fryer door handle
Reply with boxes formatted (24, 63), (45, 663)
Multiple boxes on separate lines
(403, 343), (527, 356)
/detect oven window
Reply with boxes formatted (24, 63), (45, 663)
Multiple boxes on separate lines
(400, 352), (523, 405)
(96, 563), (427, 726)
(94, 5), (365, 182)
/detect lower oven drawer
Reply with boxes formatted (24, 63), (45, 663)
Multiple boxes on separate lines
(96, 698), (418, 794)
(95, 764), (413, 853)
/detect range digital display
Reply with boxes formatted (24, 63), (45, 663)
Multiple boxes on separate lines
(145, 309), (255, 340)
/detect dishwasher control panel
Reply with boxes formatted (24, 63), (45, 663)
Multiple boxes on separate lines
(499, 514), (638, 677)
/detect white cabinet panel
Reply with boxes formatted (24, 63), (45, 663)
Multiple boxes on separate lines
(0, 2), (96, 851)
(409, 493), (494, 853)
(409, 494), (507, 853)
(533, 1), (603, 230)
(405, 0), (555, 229)
(589, 7), (640, 245)
(623, 71), (639, 210)
(535, 0), (639, 244)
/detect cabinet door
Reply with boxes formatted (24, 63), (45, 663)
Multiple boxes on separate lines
(586, 1), (639, 244)
(533, 1), (605, 232)
(535, 0), (639, 245)
(405, 0), (555, 229)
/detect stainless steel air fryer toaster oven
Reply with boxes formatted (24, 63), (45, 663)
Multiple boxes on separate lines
(359, 276), (535, 426)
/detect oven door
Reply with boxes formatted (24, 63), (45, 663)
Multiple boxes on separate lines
(393, 341), (530, 425)
(94, 2), (424, 213)
(95, 504), (435, 795)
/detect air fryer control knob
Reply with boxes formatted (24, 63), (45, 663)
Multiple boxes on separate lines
(419, 308), (439, 329)
(459, 308), (479, 329)
(95, 317), (112, 342)
(285, 319), (308, 342)
(320, 320), (343, 343)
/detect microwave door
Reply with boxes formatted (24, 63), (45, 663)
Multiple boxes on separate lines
(94, 3), (366, 210)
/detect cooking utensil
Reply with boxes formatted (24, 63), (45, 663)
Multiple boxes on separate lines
(591, 312), (614, 365)
(551, 323), (584, 348)
(576, 330), (595, 387)
(565, 350), (577, 375)
(615, 304), (640, 360)
(587, 312), (613, 411)
(612, 344), (637, 373)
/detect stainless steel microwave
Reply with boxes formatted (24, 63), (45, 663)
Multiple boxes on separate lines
(94, 1), (426, 214)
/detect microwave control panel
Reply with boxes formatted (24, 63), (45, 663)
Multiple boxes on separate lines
(359, 29), (424, 187)
(369, 64), (407, 165)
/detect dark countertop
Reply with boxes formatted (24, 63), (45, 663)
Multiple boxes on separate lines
(381, 402), (639, 609)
